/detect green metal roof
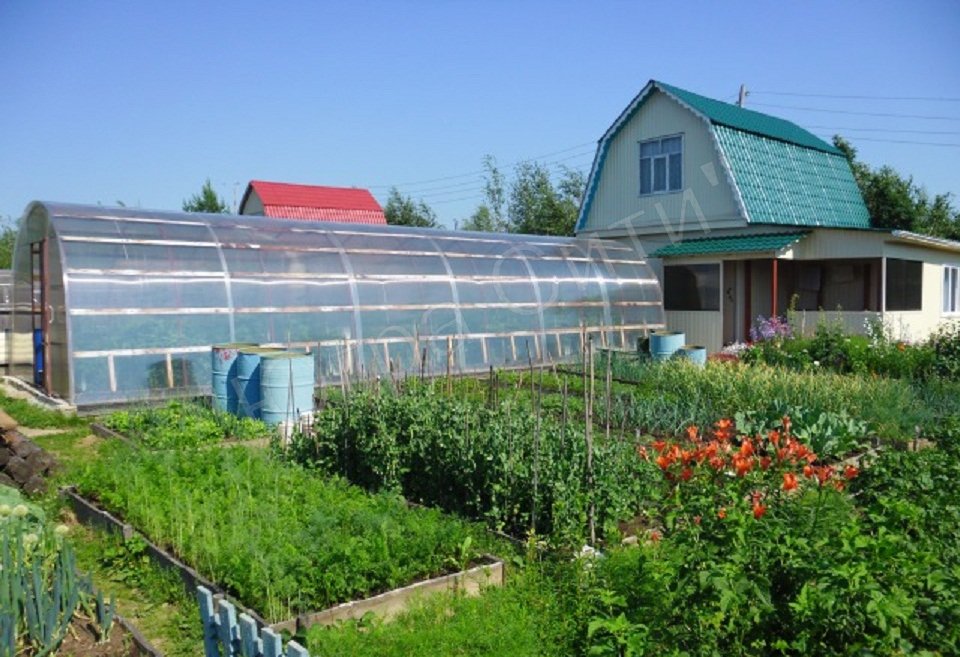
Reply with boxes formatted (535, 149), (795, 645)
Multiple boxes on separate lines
(652, 232), (809, 258)
(655, 81), (840, 154)
(714, 125), (872, 229)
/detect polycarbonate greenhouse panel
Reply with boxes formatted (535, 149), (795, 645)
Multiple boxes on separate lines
(11, 202), (665, 406)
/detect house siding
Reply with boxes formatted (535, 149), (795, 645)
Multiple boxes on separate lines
(583, 91), (745, 237)
(663, 310), (724, 353)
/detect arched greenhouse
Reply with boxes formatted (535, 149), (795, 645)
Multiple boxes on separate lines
(10, 202), (664, 407)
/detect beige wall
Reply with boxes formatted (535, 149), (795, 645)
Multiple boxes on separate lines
(584, 91), (745, 238)
(664, 310), (724, 353)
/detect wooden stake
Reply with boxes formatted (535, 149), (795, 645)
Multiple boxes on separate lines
(586, 337), (596, 546)
(605, 347), (612, 442)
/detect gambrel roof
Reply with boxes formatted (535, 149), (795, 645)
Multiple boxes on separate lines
(576, 80), (871, 232)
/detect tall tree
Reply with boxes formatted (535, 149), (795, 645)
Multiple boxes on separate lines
(507, 162), (585, 237)
(833, 135), (959, 236)
(383, 188), (439, 228)
(461, 156), (508, 232)
(183, 179), (230, 214)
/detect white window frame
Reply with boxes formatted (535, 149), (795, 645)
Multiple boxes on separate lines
(943, 265), (960, 315)
(638, 134), (683, 197)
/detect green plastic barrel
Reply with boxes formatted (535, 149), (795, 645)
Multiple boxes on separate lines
(259, 352), (315, 426)
(649, 331), (685, 361)
(235, 347), (283, 419)
(211, 343), (258, 413)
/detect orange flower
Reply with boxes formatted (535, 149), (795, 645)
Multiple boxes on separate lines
(768, 429), (781, 446)
(833, 480), (846, 492)
(680, 467), (693, 481)
(714, 418), (734, 441)
(844, 464), (859, 480)
(739, 440), (755, 458)
(753, 503), (767, 520)
(681, 449), (696, 465)
(815, 465), (835, 486)
(782, 415), (792, 434)
(709, 456), (726, 470)
(636, 445), (649, 461)
(733, 455), (754, 477)
(782, 472), (798, 491)
(897, 342), (906, 351)
(655, 455), (672, 471)
(803, 464), (814, 478)
(652, 440), (667, 453)
(760, 456), (772, 470)
(649, 530), (661, 543)
(717, 507), (727, 519)
(685, 425), (699, 442)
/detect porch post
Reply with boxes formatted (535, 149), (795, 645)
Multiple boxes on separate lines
(881, 256), (887, 312)
(744, 260), (752, 340)
(771, 258), (779, 317)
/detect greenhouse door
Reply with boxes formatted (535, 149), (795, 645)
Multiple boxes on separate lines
(30, 240), (49, 391)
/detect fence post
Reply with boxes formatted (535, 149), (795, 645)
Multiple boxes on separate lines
(197, 586), (220, 657)
(217, 598), (240, 657)
(261, 627), (284, 657)
(239, 614), (260, 657)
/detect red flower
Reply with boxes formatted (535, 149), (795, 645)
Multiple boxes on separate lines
(652, 440), (667, 453)
(753, 503), (767, 520)
(844, 464), (859, 480)
(768, 429), (781, 446)
(693, 515), (702, 526)
(650, 530), (662, 543)
(782, 472), (798, 491)
(803, 464), (814, 478)
(717, 507), (727, 519)
(680, 467), (693, 481)
(760, 456), (772, 470)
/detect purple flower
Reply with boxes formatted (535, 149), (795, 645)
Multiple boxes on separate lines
(749, 315), (792, 343)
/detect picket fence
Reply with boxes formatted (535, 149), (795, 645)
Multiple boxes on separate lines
(198, 587), (309, 657)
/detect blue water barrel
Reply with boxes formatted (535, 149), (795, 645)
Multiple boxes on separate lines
(259, 352), (315, 426)
(649, 331), (685, 361)
(211, 343), (258, 413)
(235, 348), (282, 419)
(679, 345), (707, 367)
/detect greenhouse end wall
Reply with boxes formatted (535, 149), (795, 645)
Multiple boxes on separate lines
(12, 202), (665, 407)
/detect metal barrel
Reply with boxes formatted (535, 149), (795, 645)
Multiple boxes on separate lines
(259, 352), (315, 426)
(235, 347), (283, 419)
(649, 331), (685, 361)
(211, 343), (258, 413)
(679, 345), (707, 367)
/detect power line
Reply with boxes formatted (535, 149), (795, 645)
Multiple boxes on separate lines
(753, 90), (960, 103)
(751, 101), (960, 122)
(805, 125), (960, 136)
(815, 135), (960, 148)
(366, 141), (596, 190)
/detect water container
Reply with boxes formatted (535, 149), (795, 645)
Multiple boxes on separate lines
(649, 331), (685, 361)
(259, 352), (315, 426)
(679, 345), (707, 367)
(211, 343), (258, 413)
(235, 348), (282, 419)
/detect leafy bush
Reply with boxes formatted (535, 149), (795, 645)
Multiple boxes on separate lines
(75, 444), (487, 622)
(104, 400), (269, 448)
(289, 381), (659, 547)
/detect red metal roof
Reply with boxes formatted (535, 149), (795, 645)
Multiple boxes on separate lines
(242, 180), (386, 224)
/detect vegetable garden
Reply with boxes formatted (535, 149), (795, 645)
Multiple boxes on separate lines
(5, 324), (960, 656)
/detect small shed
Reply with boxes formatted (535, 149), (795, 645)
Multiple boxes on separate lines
(239, 180), (386, 224)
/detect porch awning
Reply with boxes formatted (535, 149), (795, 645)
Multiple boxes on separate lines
(651, 231), (809, 258)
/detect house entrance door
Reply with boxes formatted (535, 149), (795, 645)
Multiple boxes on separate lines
(722, 261), (746, 345)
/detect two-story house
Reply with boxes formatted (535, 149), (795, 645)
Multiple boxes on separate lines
(576, 80), (960, 352)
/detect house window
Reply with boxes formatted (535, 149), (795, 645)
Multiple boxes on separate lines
(885, 259), (922, 311)
(639, 135), (683, 195)
(943, 265), (960, 314)
(664, 263), (719, 311)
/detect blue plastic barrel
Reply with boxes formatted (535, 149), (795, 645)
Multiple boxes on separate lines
(33, 328), (44, 386)
(679, 345), (707, 367)
(649, 331), (685, 361)
(211, 343), (258, 413)
(235, 348), (281, 419)
(259, 352), (315, 426)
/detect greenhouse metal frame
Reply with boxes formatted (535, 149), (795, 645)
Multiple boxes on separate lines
(10, 202), (664, 407)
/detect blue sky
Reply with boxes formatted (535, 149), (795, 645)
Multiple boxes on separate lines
(1, 1), (958, 228)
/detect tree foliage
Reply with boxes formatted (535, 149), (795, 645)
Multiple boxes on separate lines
(834, 135), (960, 238)
(461, 156), (586, 237)
(182, 179), (230, 214)
(0, 220), (16, 269)
(384, 188), (439, 228)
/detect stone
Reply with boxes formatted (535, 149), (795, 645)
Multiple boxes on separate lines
(0, 447), (12, 468)
(21, 474), (46, 496)
(11, 438), (40, 460)
(25, 450), (55, 474)
(0, 473), (16, 489)
(4, 455), (34, 484)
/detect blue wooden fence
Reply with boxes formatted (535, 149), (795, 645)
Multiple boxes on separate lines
(197, 586), (309, 657)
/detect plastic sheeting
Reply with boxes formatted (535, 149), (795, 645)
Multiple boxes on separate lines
(11, 202), (664, 406)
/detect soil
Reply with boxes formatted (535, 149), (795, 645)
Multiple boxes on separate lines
(44, 616), (131, 657)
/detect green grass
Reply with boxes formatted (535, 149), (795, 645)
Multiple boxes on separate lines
(103, 400), (270, 448)
(74, 443), (497, 622)
(0, 388), (87, 429)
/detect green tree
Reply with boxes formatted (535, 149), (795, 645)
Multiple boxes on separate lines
(506, 162), (585, 237)
(461, 156), (508, 233)
(0, 219), (16, 269)
(183, 179), (230, 214)
(833, 135), (960, 236)
(383, 188), (439, 228)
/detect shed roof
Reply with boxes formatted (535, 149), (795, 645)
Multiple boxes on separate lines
(652, 232), (809, 258)
(241, 181), (387, 224)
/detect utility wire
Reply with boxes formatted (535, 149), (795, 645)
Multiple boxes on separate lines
(753, 90), (960, 102)
(805, 125), (960, 136)
(751, 102), (960, 121)
(812, 134), (960, 148)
